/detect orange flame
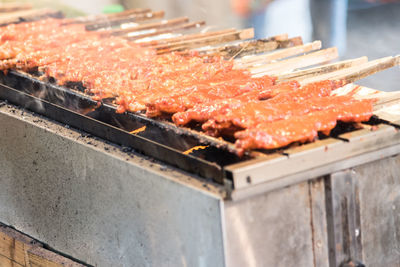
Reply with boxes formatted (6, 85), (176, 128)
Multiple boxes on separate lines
(130, 126), (146, 134)
(183, 145), (209, 155)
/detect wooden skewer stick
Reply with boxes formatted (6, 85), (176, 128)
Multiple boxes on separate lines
(203, 33), (289, 51)
(268, 33), (289, 41)
(85, 11), (165, 31)
(0, 8), (62, 26)
(342, 86), (400, 120)
(236, 41), (321, 68)
(101, 17), (190, 37)
(251, 47), (339, 76)
(276, 56), (368, 82)
(225, 41), (280, 60)
(221, 33), (288, 45)
(65, 8), (152, 25)
(138, 28), (237, 47)
(197, 34), (299, 59)
(372, 91), (400, 110)
(127, 21), (206, 41)
(299, 55), (400, 85)
(396, 54), (400, 65)
(205, 36), (298, 60)
(235, 37), (305, 62)
(155, 28), (255, 54)
(0, 2), (32, 13)
(276, 36), (303, 48)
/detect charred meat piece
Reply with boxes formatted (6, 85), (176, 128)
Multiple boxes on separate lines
(234, 97), (374, 154)
(201, 81), (340, 136)
(172, 80), (299, 126)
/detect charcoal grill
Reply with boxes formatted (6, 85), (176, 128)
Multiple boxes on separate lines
(1, 69), (400, 194)
(1, 8), (400, 267)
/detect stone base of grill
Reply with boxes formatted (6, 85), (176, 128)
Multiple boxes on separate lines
(1, 102), (400, 266)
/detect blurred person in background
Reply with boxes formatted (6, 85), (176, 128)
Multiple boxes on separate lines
(232, 0), (400, 54)
(310, 0), (400, 53)
(309, 0), (348, 53)
(231, 0), (312, 41)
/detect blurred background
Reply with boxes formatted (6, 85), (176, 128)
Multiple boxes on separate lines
(2, 0), (399, 91)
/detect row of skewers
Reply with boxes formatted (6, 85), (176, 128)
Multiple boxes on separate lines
(0, 7), (399, 155)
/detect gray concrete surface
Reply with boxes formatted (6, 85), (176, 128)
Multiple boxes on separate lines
(344, 3), (400, 92)
(0, 103), (226, 267)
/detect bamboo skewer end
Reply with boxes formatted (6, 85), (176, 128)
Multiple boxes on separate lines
(312, 40), (322, 49)
(239, 28), (255, 40)
(395, 55), (400, 66)
(299, 56), (398, 86)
